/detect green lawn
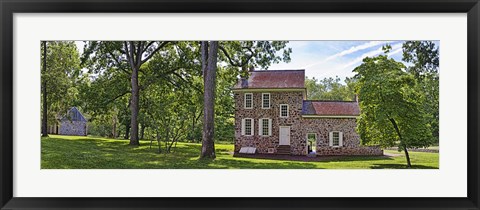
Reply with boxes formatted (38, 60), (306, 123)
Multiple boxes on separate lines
(41, 135), (439, 169)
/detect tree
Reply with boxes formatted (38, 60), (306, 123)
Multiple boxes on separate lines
(82, 41), (171, 145)
(41, 41), (48, 137)
(139, 44), (202, 152)
(402, 41), (440, 143)
(353, 47), (434, 167)
(214, 66), (238, 142)
(41, 41), (81, 135)
(305, 76), (356, 101)
(402, 41), (439, 79)
(80, 69), (129, 138)
(200, 41), (219, 159)
(124, 41), (172, 146)
(199, 41), (291, 159)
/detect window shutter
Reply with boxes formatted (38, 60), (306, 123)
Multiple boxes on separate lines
(251, 94), (253, 108)
(241, 119), (245, 135)
(262, 94), (265, 108)
(339, 132), (343, 146)
(329, 132), (333, 146)
(244, 94), (246, 108)
(258, 119), (262, 136)
(251, 119), (254, 135)
(268, 119), (272, 136)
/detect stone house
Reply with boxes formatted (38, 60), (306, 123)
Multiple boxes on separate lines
(233, 70), (382, 156)
(58, 107), (88, 136)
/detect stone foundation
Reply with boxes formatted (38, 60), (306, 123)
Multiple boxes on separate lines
(316, 146), (383, 156)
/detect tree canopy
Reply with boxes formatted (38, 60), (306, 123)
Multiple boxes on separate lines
(305, 76), (356, 101)
(402, 41), (440, 143)
(41, 41), (82, 135)
(353, 46), (434, 167)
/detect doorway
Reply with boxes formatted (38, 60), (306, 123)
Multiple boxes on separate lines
(279, 126), (290, 145)
(306, 133), (317, 155)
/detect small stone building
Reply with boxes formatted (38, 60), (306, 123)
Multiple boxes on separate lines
(58, 107), (88, 136)
(233, 70), (382, 156)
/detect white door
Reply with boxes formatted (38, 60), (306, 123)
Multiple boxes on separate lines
(279, 126), (290, 145)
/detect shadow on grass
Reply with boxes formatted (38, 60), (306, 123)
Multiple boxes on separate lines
(43, 137), (319, 169)
(42, 136), (437, 169)
(196, 157), (322, 169)
(184, 144), (322, 169)
(370, 164), (438, 169)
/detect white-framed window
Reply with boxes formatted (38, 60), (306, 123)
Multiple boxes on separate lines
(241, 118), (254, 136)
(258, 118), (272, 136)
(244, 93), (253, 109)
(262, 93), (270, 109)
(279, 104), (289, 118)
(329, 131), (343, 147)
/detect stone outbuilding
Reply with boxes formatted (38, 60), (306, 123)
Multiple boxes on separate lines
(233, 69), (382, 156)
(58, 107), (88, 136)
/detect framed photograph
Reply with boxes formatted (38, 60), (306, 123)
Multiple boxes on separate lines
(1, 0), (479, 209)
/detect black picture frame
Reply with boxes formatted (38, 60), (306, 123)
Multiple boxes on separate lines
(1, 0), (479, 209)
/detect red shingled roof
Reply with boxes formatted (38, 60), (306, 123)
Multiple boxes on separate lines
(233, 70), (305, 89)
(302, 100), (360, 116)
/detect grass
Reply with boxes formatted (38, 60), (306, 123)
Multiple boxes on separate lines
(41, 135), (439, 169)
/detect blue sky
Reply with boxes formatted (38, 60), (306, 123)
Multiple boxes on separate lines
(75, 41), (439, 82)
(267, 41), (409, 81)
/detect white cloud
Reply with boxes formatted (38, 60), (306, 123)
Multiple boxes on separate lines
(342, 43), (403, 69)
(388, 47), (403, 57)
(325, 41), (393, 61)
(302, 41), (393, 69)
(269, 41), (407, 83)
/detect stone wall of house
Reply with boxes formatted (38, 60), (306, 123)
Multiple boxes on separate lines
(298, 118), (382, 156)
(299, 118), (359, 152)
(234, 90), (382, 156)
(59, 121), (87, 136)
(234, 91), (305, 154)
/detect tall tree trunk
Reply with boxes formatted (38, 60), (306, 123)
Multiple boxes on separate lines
(41, 41), (48, 137)
(200, 41), (218, 159)
(156, 129), (161, 153)
(124, 121), (130, 140)
(140, 124), (146, 140)
(403, 147), (412, 168)
(129, 66), (140, 145)
(389, 118), (411, 168)
(191, 109), (196, 141)
(112, 116), (117, 139)
(165, 121), (170, 153)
